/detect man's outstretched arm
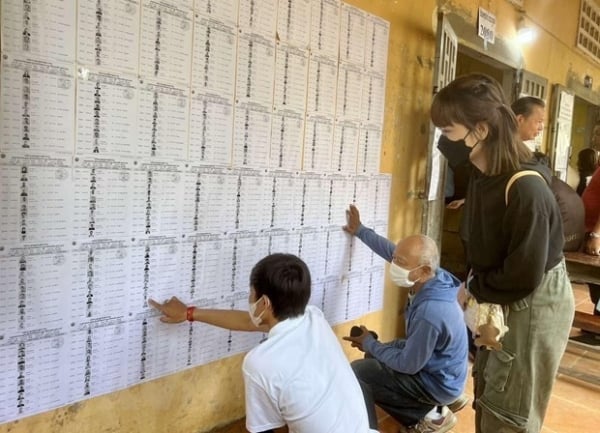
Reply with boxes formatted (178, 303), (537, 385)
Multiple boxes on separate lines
(343, 204), (395, 262)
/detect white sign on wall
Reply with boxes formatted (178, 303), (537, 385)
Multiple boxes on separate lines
(478, 7), (496, 44)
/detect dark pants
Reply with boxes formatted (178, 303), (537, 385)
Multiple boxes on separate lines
(589, 283), (600, 316)
(351, 358), (438, 427)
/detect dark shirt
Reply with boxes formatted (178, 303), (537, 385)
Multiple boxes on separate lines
(463, 163), (564, 304)
(438, 137), (564, 304)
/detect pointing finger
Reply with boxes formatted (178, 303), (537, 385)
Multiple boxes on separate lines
(148, 298), (162, 310)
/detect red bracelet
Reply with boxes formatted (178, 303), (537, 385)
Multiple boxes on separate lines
(186, 306), (196, 322)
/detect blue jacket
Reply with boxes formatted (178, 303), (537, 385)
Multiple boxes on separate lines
(356, 225), (468, 404)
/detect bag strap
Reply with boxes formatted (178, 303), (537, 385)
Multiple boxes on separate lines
(504, 170), (544, 205)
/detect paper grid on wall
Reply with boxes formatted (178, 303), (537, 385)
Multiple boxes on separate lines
(0, 0), (390, 423)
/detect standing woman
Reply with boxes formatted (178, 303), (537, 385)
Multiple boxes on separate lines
(431, 74), (574, 433)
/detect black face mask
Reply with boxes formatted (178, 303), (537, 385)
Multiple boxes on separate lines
(437, 133), (472, 169)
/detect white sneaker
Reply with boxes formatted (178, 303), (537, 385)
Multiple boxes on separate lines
(407, 411), (457, 433)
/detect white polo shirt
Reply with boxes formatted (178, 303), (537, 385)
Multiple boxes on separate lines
(242, 305), (377, 433)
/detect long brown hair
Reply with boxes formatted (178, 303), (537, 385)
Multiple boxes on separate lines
(431, 74), (532, 176)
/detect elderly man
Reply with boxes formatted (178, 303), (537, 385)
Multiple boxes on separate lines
(343, 205), (468, 433)
(511, 96), (545, 142)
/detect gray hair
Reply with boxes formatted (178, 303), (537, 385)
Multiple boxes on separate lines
(415, 235), (440, 272)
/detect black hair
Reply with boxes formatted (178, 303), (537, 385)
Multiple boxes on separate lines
(511, 96), (545, 117)
(249, 253), (311, 320)
(576, 148), (599, 195)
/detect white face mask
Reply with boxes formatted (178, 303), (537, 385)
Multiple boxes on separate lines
(249, 295), (267, 327)
(389, 262), (422, 288)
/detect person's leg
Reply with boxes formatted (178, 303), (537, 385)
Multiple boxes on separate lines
(351, 358), (437, 427)
(589, 283), (600, 316)
(357, 378), (379, 430)
(476, 261), (574, 433)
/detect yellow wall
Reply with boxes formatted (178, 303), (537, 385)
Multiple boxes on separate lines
(3, 1), (600, 433)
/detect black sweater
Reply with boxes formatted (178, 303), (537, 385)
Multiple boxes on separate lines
(464, 165), (564, 304)
(439, 138), (564, 304)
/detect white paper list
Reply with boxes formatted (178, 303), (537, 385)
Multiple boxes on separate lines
(139, 2), (193, 85)
(322, 275), (347, 325)
(0, 57), (75, 154)
(194, 0), (239, 26)
(1, 0), (76, 62)
(324, 227), (352, 278)
(192, 17), (238, 98)
(236, 32), (276, 107)
(310, 0), (341, 57)
(69, 241), (131, 323)
(302, 115), (333, 172)
(331, 120), (359, 173)
(273, 44), (308, 113)
(306, 55), (338, 116)
(365, 14), (389, 73)
(348, 232), (375, 272)
(181, 168), (239, 234)
(0, 0), (392, 424)
(180, 234), (234, 300)
(137, 82), (189, 160)
(328, 175), (355, 226)
(336, 63), (363, 121)
(66, 321), (128, 400)
(299, 173), (329, 229)
(128, 237), (183, 313)
(344, 271), (367, 320)
(76, 71), (138, 156)
(0, 331), (68, 422)
(238, 0), (277, 39)
(189, 323), (231, 366)
(189, 92), (234, 166)
(270, 111), (304, 170)
(126, 313), (189, 384)
(77, 0), (140, 74)
(268, 230), (301, 256)
(351, 175), (371, 212)
(193, 235), (235, 299)
(373, 175), (392, 223)
(339, 4), (366, 66)
(232, 102), (272, 168)
(357, 126), (382, 174)
(269, 172), (303, 230)
(361, 71), (386, 126)
(236, 171), (270, 231)
(0, 245), (71, 335)
(298, 228), (328, 278)
(0, 155), (73, 245)
(365, 266), (384, 312)
(72, 158), (132, 240)
(130, 162), (185, 237)
(230, 233), (269, 291)
(276, 0), (311, 48)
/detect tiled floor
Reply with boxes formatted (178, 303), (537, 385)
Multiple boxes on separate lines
(214, 284), (600, 433)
